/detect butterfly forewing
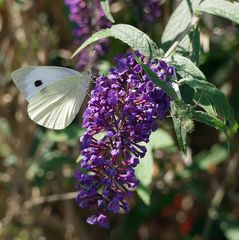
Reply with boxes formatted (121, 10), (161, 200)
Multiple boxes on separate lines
(11, 66), (91, 129)
(11, 66), (81, 102)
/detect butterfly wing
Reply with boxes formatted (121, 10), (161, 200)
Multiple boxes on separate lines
(11, 66), (91, 129)
(11, 66), (82, 102)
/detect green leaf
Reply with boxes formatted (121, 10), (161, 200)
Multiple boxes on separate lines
(197, 0), (239, 25)
(194, 91), (217, 117)
(171, 55), (206, 80)
(136, 184), (151, 206)
(224, 227), (239, 240)
(177, 26), (201, 65)
(100, 0), (115, 23)
(171, 102), (187, 154)
(72, 24), (163, 58)
(161, 0), (201, 45)
(149, 130), (174, 149)
(221, 218), (239, 240)
(135, 57), (179, 101)
(136, 147), (153, 186)
(110, 24), (162, 58)
(192, 111), (226, 131)
(180, 78), (236, 131)
(136, 144), (153, 205)
(194, 144), (228, 170)
(72, 29), (112, 58)
(135, 130), (174, 205)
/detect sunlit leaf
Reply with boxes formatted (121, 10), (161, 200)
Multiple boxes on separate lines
(177, 26), (201, 65)
(71, 29), (112, 58)
(72, 24), (163, 58)
(224, 228), (239, 240)
(136, 130), (174, 205)
(171, 55), (206, 80)
(136, 144), (153, 205)
(194, 145), (228, 170)
(162, 0), (201, 45)
(149, 130), (174, 149)
(100, 0), (115, 23)
(197, 0), (239, 25)
(221, 218), (239, 240)
(136, 184), (151, 206)
(110, 24), (163, 58)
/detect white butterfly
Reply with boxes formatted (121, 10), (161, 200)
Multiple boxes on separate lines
(11, 66), (91, 130)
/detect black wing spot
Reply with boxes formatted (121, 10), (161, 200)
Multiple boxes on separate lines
(34, 80), (43, 87)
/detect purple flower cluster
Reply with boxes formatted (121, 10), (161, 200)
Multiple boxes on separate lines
(64, 0), (111, 70)
(142, 0), (161, 23)
(75, 52), (174, 228)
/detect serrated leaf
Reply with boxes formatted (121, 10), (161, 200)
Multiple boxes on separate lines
(72, 24), (163, 59)
(100, 0), (115, 23)
(162, 0), (201, 45)
(177, 26), (200, 65)
(72, 29), (112, 58)
(171, 55), (206, 80)
(135, 57), (179, 101)
(192, 111), (226, 131)
(197, 0), (239, 25)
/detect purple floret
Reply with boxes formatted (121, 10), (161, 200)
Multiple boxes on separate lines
(142, 0), (161, 23)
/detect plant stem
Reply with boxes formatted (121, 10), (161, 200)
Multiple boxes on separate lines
(23, 191), (77, 209)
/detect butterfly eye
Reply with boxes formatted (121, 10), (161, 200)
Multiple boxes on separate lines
(34, 80), (43, 87)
